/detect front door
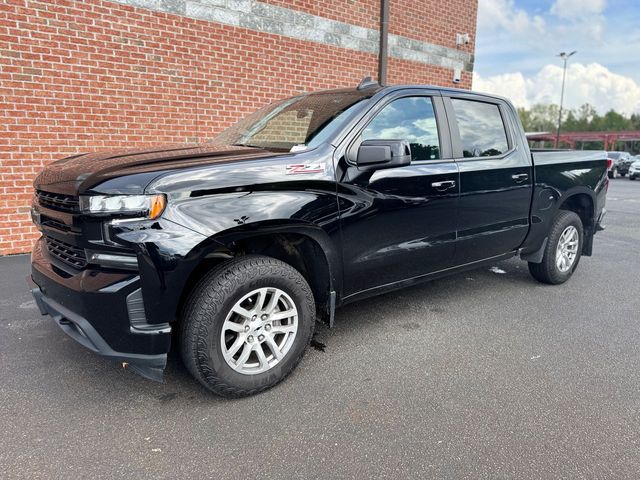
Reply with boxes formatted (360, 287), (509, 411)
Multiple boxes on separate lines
(336, 93), (459, 298)
(444, 95), (533, 265)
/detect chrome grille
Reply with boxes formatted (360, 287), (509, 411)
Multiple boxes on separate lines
(44, 235), (87, 269)
(37, 190), (79, 213)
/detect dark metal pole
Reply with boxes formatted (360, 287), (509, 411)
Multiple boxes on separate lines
(556, 57), (568, 148)
(378, 0), (389, 85)
(555, 51), (575, 147)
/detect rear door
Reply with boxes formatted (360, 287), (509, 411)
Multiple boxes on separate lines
(443, 94), (533, 265)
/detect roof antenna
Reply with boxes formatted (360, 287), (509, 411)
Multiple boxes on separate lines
(357, 75), (378, 90)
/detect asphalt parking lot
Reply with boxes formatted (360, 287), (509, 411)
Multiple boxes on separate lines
(1, 179), (639, 479)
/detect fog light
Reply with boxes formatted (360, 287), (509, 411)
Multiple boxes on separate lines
(87, 252), (138, 269)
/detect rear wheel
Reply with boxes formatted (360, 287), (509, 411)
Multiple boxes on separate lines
(608, 168), (617, 179)
(528, 210), (583, 285)
(180, 255), (315, 397)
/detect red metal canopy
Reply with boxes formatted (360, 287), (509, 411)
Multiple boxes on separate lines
(526, 131), (640, 150)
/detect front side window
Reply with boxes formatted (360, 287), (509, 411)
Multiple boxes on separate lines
(362, 96), (440, 161)
(451, 99), (509, 158)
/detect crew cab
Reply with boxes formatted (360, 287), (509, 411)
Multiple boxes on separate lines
(29, 83), (608, 397)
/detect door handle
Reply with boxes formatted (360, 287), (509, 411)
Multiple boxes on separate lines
(431, 180), (456, 191)
(511, 173), (529, 183)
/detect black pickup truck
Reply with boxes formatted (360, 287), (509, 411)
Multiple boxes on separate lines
(29, 83), (608, 397)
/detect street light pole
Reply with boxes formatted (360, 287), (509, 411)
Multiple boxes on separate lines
(556, 50), (576, 148)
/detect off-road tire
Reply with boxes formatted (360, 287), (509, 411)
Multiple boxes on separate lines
(180, 255), (315, 398)
(528, 210), (583, 285)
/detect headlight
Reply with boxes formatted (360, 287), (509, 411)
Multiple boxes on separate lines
(79, 194), (166, 219)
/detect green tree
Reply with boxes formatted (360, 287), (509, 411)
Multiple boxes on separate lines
(517, 107), (533, 131)
(518, 103), (637, 133)
(563, 110), (579, 131)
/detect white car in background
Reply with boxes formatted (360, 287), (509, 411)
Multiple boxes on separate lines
(629, 156), (640, 180)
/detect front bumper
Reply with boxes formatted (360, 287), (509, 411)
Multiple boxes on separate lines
(30, 237), (171, 381)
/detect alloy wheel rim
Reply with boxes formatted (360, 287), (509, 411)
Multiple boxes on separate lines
(556, 225), (579, 273)
(221, 287), (298, 375)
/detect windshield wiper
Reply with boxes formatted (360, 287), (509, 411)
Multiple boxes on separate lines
(231, 143), (263, 149)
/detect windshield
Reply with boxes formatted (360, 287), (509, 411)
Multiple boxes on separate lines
(212, 91), (374, 152)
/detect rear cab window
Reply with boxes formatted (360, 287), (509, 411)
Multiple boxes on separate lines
(450, 99), (509, 158)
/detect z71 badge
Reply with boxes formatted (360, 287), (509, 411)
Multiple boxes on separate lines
(285, 164), (326, 175)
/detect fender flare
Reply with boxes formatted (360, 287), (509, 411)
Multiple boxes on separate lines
(553, 186), (597, 229)
(185, 220), (343, 308)
(521, 186), (597, 262)
(554, 188), (598, 256)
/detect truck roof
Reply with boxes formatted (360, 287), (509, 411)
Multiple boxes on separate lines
(308, 84), (513, 106)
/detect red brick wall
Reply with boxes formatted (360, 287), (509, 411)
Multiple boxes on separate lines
(0, 0), (476, 255)
(390, 0), (477, 54)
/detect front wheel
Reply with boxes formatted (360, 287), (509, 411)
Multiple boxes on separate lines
(528, 210), (583, 285)
(180, 255), (316, 397)
(630, 175), (636, 181)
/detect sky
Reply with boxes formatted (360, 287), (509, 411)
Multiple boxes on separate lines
(472, 0), (640, 115)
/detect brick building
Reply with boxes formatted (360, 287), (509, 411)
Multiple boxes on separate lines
(1, 0), (477, 255)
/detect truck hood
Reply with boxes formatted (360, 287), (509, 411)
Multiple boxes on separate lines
(34, 143), (283, 194)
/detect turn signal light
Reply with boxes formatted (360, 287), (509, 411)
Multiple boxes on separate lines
(148, 194), (166, 220)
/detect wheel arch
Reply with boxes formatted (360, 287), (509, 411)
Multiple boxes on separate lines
(176, 222), (341, 324)
(522, 187), (597, 263)
(556, 189), (596, 255)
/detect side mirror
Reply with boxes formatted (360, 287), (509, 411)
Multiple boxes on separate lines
(356, 139), (411, 170)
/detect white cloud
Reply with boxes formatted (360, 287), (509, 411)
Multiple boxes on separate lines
(550, 0), (606, 19)
(478, 0), (546, 35)
(473, 71), (530, 107)
(473, 63), (640, 115)
(476, 0), (609, 67)
(479, 0), (606, 34)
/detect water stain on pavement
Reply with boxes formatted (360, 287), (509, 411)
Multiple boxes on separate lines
(310, 339), (326, 352)
(401, 322), (421, 330)
(158, 392), (179, 403)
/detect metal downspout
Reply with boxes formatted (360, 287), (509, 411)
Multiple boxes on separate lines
(378, 0), (389, 85)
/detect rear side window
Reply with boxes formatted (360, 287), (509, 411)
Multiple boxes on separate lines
(451, 99), (509, 158)
(362, 96), (440, 161)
